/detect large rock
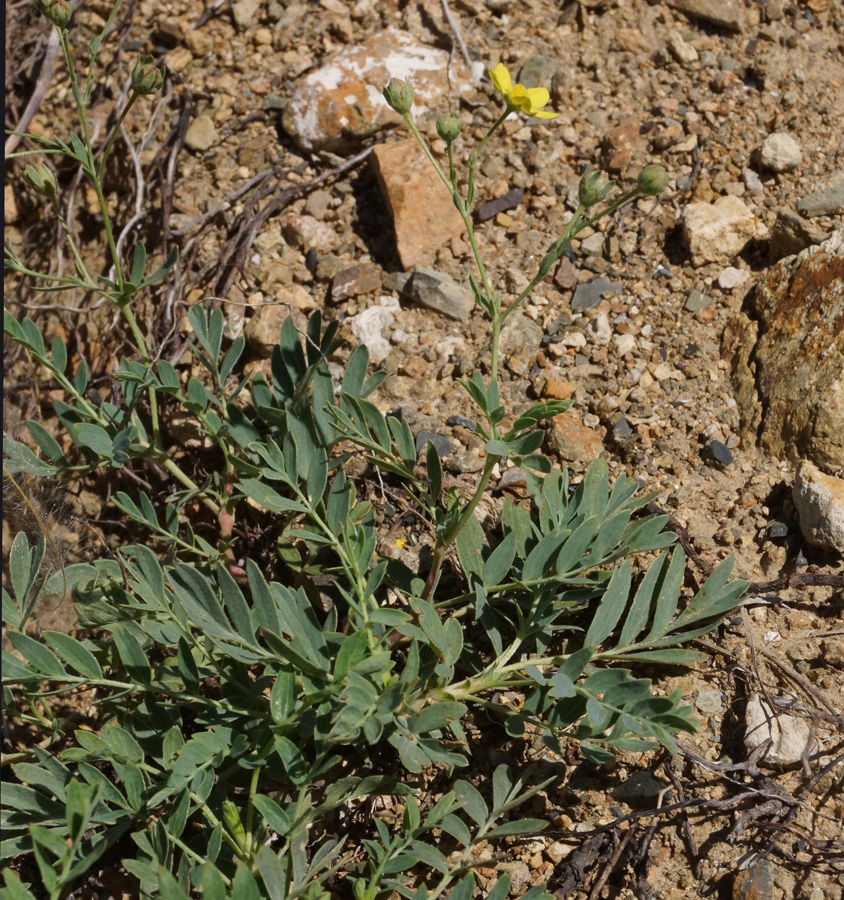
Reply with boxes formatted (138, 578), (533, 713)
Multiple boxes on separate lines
(724, 227), (844, 470)
(667, 0), (745, 31)
(682, 196), (757, 266)
(282, 28), (469, 152)
(793, 460), (844, 553)
(370, 140), (465, 270)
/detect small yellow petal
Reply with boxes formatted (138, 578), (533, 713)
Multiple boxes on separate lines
(531, 109), (559, 119)
(489, 63), (512, 97)
(524, 86), (551, 109)
(394, 539), (407, 549)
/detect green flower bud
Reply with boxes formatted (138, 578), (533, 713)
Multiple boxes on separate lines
(381, 78), (414, 115)
(35, 0), (72, 28)
(436, 114), (460, 143)
(636, 164), (670, 196)
(131, 55), (165, 96)
(22, 163), (57, 200)
(578, 167), (614, 207)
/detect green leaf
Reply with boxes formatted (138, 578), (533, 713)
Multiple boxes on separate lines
(486, 818), (546, 839)
(240, 478), (307, 514)
(426, 440), (442, 501)
(42, 631), (102, 679)
(483, 534), (516, 587)
(110, 622), (151, 684)
(449, 874), (475, 900)
(129, 242), (147, 288)
(74, 423), (114, 459)
(454, 780), (487, 825)
(270, 671), (296, 723)
(9, 532), (45, 605)
(25, 421), (66, 464)
(3, 438), (57, 476)
(139, 245), (179, 290)
(584, 561), (632, 647)
(7, 631), (67, 678)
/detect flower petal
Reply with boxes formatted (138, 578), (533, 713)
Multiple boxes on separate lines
(525, 86), (551, 110)
(489, 63), (512, 97)
(531, 109), (559, 119)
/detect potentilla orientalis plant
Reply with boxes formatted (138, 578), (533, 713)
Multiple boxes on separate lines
(3, 14), (744, 897)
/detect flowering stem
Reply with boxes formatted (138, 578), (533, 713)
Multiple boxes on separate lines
(97, 94), (139, 178)
(466, 109), (510, 207)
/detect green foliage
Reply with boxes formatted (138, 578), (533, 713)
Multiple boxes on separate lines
(3, 13), (742, 897)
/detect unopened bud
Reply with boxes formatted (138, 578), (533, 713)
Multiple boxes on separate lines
(35, 0), (72, 28)
(436, 114), (460, 143)
(131, 55), (165, 96)
(578, 167), (614, 207)
(381, 78), (414, 115)
(22, 163), (57, 200)
(636, 164), (669, 196)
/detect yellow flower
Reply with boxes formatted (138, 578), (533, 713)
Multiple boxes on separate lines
(394, 539), (407, 549)
(489, 63), (558, 119)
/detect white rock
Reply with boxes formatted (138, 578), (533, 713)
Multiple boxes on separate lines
(586, 311), (612, 346)
(717, 266), (751, 290)
(793, 459), (844, 552)
(232, 0), (261, 32)
(666, 32), (699, 67)
(682, 196), (758, 266)
(581, 232), (606, 257)
(282, 215), (337, 253)
(613, 333), (636, 355)
(759, 132), (802, 173)
(745, 695), (813, 765)
(560, 331), (587, 348)
(348, 296), (400, 365)
(743, 168), (764, 196)
(184, 115), (218, 152)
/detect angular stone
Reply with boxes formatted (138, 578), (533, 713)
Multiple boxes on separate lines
(682, 196), (757, 266)
(282, 28), (469, 152)
(546, 413), (604, 462)
(184, 115), (219, 152)
(724, 228), (844, 470)
(793, 460), (844, 553)
(347, 296), (400, 365)
(601, 117), (643, 175)
(797, 173), (844, 217)
(745, 695), (814, 765)
(759, 132), (802, 173)
(769, 209), (829, 262)
(415, 430), (450, 457)
(282, 215), (338, 253)
(405, 267), (474, 321)
(244, 292), (312, 357)
(477, 188), (524, 223)
(331, 264), (382, 301)
(733, 860), (777, 900)
(370, 140), (465, 270)
(571, 277), (622, 310)
(232, 0), (261, 32)
(666, 31), (699, 67)
(668, 0), (745, 32)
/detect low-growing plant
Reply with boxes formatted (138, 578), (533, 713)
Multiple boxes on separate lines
(3, 7), (746, 898)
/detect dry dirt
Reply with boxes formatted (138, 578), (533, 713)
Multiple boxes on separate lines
(4, 1), (844, 898)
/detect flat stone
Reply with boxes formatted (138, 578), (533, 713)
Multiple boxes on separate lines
(684, 289), (711, 312)
(586, 311), (612, 345)
(733, 860), (777, 900)
(554, 256), (578, 290)
(405, 267), (475, 321)
(477, 188), (524, 223)
(793, 459), (844, 553)
(282, 215), (338, 253)
(500, 311), (543, 358)
(668, 0), (745, 31)
(184, 115), (219, 152)
(517, 55), (558, 89)
(612, 771), (670, 803)
(695, 689), (724, 715)
(415, 430), (451, 458)
(745, 695), (814, 765)
(571, 277), (623, 310)
(742, 168), (764, 196)
(546, 413), (604, 462)
(725, 228), (844, 470)
(446, 415), (476, 430)
(768, 209), (829, 262)
(682, 196), (758, 266)
(347, 296), (400, 365)
(666, 31), (699, 67)
(601, 117), (643, 174)
(244, 292), (312, 357)
(370, 140), (465, 270)
(331, 264), (382, 301)
(283, 27), (470, 153)
(759, 132), (802, 173)
(797, 172), (844, 217)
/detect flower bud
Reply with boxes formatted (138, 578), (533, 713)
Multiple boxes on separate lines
(35, 0), (72, 28)
(381, 78), (414, 115)
(436, 114), (460, 143)
(22, 163), (57, 200)
(131, 55), (165, 96)
(636, 164), (669, 196)
(578, 167), (614, 207)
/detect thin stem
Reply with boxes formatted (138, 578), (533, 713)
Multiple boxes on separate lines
(97, 93), (138, 178)
(466, 108), (510, 207)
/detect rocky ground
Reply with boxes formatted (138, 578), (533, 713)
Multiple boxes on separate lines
(4, 0), (844, 897)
